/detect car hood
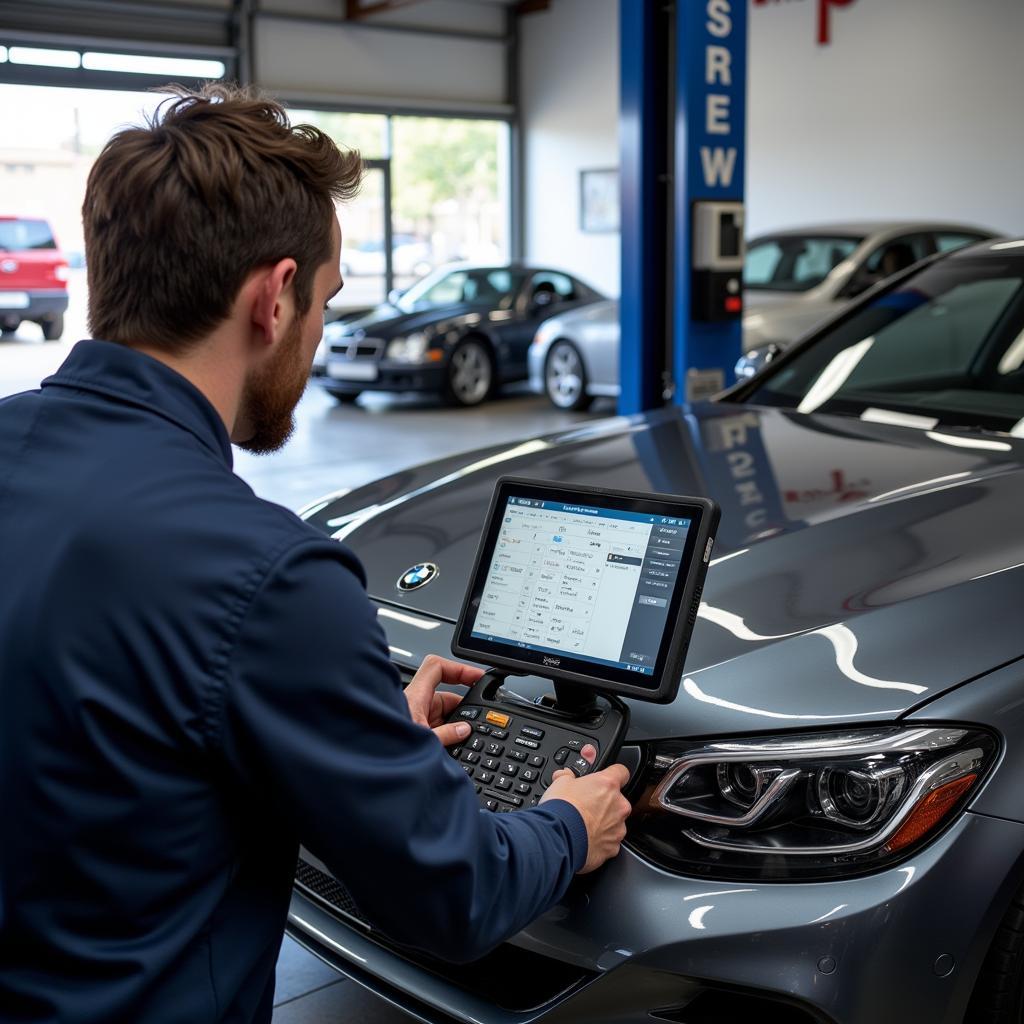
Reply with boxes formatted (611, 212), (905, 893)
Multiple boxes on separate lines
(335, 302), (500, 339)
(308, 404), (1024, 739)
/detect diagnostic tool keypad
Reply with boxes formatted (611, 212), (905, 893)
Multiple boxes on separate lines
(449, 705), (600, 812)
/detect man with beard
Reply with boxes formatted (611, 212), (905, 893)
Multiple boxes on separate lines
(0, 86), (631, 1024)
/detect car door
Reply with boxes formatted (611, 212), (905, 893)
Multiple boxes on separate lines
(504, 271), (579, 379)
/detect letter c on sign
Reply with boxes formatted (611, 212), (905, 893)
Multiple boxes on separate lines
(819, 0), (855, 46)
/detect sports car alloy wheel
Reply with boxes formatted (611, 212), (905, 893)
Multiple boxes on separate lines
(445, 339), (493, 406)
(544, 340), (592, 411)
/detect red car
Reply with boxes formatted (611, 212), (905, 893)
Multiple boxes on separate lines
(0, 217), (69, 341)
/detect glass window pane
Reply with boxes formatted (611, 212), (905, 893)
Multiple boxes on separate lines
(286, 109), (388, 160)
(744, 235), (861, 292)
(935, 232), (985, 254)
(391, 116), (510, 288)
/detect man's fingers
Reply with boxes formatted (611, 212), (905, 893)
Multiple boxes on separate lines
(409, 654), (484, 693)
(433, 721), (472, 747)
(434, 690), (465, 716)
(580, 743), (597, 764)
(602, 762), (632, 789)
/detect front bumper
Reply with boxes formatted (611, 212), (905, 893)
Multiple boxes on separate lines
(0, 288), (67, 326)
(287, 810), (1024, 1024)
(318, 358), (447, 395)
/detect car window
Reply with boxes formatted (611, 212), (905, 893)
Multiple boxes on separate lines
(396, 268), (523, 312)
(862, 233), (933, 276)
(934, 232), (987, 254)
(0, 218), (56, 251)
(747, 259), (1024, 430)
(744, 235), (862, 292)
(528, 271), (576, 301)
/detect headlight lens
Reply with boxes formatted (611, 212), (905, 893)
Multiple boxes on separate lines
(386, 332), (430, 362)
(627, 726), (996, 880)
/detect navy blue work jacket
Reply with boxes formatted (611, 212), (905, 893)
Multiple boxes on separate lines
(0, 340), (587, 1024)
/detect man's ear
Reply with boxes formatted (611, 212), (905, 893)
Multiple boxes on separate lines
(251, 258), (298, 348)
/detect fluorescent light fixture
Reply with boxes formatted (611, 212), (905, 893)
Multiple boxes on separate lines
(9, 46), (81, 69)
(0, 46), (8, 63)
(925, 431), (1012, 452)
(860, 407), (938, 430)
(82, 51), (225, 78)
(797, 337), (875, 414)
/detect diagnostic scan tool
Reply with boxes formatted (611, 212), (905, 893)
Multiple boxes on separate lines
(446, 477), (720, 811)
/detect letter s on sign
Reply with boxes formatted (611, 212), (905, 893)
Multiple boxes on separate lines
(707, 0), (731, 39)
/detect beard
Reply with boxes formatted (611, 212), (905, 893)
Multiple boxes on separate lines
(235, 317), (309, 455)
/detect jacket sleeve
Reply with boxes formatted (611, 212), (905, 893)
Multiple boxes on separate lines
(215, 539), (589, 963)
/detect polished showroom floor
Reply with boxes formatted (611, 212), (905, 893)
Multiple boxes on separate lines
(1, 326), (610, 1022)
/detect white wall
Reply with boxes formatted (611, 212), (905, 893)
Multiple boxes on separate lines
(518, 0), (1024, 293)
(519, 0), (620, 298)
(747, 0), (1024, 237)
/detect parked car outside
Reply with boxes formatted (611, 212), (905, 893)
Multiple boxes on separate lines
(0, 216), (69, 341)
(312, 262), (604, 406)
(529, 220), (997, 408)
(290, 238), (1024, 1023)
(338, 234), (433, 278)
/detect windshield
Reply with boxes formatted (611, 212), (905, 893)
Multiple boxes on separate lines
(746, 258), (1024, 432)
(745, 234), (862, 292)
(0, 218), (56, 251)
(395, 267), (524, 313)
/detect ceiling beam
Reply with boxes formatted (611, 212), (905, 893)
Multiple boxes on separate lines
(345, 0), (425, 20)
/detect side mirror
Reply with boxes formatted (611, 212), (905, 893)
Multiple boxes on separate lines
(735, 343), (782, 380)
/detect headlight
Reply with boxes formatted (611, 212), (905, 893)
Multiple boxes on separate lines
(627, 726), (997, 880)
(386, 332), (430, 362)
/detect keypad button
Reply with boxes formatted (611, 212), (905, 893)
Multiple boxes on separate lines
(505, 795), (524, 807)
(553, 747), (570, 766)
(484, 798), (498, 811)
(497, 804), (515, 813)
(476, 770), (494, 784)
(520, 768), (539, 783)
(475, 785), (482, 794)
(515, 782), (531, 795)
(528, 754), (546, 768)
(450, 746), (462, 759)
(474, 724), (492, 736)
(509, 749), (527, 762)
(490, 729), (509, 741)
(458, 707), (480, 720)
(462, 750), (481, 764)
(495, 776), (513, 790)
(468, 736), (486, 752)
(485, 742), (504, 757)
(462, 764), (475, 776)
(566, 737), (585, 751)
(569, 756), (591, 776)
(530, 795), (541, 807)
(482, 757), (501, 771)
(514, 737), (540, 750)
(484, 710), (511, 728)
(520, 725), (545, 740)
(500, 762), (519, 777)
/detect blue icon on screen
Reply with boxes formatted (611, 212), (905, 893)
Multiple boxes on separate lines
(553, 535), (563, 543)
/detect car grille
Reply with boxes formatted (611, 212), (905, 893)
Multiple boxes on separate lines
(329, 337), (384, 359)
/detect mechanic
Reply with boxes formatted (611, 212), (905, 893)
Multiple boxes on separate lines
(0, 85), (631, 1024)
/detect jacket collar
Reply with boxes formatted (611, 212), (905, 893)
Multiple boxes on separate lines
(42, 339), (234, 468)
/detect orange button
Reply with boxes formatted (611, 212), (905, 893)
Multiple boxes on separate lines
(485, 710), (511, 727)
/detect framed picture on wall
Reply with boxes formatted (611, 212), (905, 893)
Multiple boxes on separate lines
(580, 168), (619, 233)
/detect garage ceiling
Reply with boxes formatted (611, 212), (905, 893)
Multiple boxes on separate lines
(0, 0), (548, 114)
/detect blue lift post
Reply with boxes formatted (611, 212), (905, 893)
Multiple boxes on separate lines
(619, 0), (747, 414)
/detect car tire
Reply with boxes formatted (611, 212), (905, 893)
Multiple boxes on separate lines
(443, 337), (494, 407)
(328, 390), (361, 405)
(544, 340), (593, 411)
(965, 884), (1024, 1023)
(41, 314), (64, 341)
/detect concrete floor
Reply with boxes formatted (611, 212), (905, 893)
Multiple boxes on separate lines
(0, 324), (612, 1022)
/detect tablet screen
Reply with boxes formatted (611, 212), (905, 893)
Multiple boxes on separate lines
(453, 478), (718, 702)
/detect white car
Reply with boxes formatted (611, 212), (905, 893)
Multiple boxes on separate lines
(529, 221), (997, 408)
(339, 235), (432, 278)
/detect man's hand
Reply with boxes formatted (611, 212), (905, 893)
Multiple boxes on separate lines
(540, 745), (632, 874)
(404, 654), (484, 747)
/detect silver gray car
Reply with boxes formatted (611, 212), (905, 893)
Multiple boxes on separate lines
(288, 238), (1024, 1023)
(529, 221), (996, 409)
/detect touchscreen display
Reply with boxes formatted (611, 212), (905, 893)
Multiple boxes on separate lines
(470, 495), (692, 677)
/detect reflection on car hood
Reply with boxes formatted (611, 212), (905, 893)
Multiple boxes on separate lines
(307, 404), (1024, 738)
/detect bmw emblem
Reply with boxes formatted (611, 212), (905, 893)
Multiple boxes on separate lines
(398, 562), (438, 591)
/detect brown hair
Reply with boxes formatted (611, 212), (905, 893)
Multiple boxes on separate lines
(82, 84), (362, 352)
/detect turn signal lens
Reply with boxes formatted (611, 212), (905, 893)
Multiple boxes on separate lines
(884, 774), (977, 854)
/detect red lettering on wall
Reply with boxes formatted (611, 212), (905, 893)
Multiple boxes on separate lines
(818, 0), (855, 45)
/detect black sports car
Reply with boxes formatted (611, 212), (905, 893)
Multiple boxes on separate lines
(312, 263), (605, 407)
